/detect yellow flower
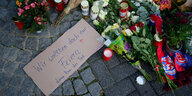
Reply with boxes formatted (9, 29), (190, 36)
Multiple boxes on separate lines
(16, 0), (22, 7)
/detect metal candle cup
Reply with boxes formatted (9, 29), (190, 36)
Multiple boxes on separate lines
(103, 48), (113, 61)
(54, 0), (64, 12)
(119, 1), (129, 18)
(90, 6), (99, 20)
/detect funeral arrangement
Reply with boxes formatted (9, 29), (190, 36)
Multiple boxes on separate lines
(82, 0), (192, 91)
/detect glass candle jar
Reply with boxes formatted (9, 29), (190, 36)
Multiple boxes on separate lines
(81, 0), (89, 19)
(54, 0), (64, 12)
(90, 6), (99, 20)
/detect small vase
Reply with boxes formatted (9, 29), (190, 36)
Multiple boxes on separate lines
(14, 21), (24, 30)
(165, 41), (183, 53)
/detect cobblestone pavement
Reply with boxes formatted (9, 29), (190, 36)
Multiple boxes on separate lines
(1, 1), (192, 96)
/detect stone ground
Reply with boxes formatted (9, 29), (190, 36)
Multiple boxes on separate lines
(1, 1), (192, 96)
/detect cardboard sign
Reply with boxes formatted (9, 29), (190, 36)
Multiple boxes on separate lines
(23, 19), (104, 95)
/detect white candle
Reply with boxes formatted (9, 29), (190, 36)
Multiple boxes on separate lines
(81, 0), (89, 16)
(104, 50), (112, 57)
(90, 6), (99, 20)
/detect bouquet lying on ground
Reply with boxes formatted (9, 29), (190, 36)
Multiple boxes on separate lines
(13, 0), (50, 33)
(91, 0), (178, 90)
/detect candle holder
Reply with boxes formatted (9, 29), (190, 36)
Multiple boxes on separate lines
(90, 6), (99, 20)
(54, 0), (64, 12)
(119, 1), (129, 18)
(81, 0), (89, 19)
(14, 21), (24, 30)
(103, 48), (113, 61)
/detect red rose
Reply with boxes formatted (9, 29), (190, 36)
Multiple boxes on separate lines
(138, 22), (144, 28)
(129, 26), (136, 32)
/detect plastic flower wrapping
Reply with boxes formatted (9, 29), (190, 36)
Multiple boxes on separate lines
(90, 0), (192, 91)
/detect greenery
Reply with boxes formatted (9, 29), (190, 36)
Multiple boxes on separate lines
(13, 0), (50, 33)
(163, 12), (192, 49)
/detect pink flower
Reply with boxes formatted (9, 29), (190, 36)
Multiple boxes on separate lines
(25, 5), (30, 10)
(44, 22), (47, 24)
(38, 22), (42, 25)
(30, 3), (36, 8)
(37, 17), (41, 21)
(18, 8), (24, 16)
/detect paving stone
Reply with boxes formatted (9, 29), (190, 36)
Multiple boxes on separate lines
(0, 45), (4, 57)
(0, 0), (8, 8)
(16, 50), (32, 63)
(73, 79), (88, 95)
(60, 22), (71, 34)
(6, 9), (16, 21)
(39, 38), (52, 51)
(12, 36), (26, 49)
(4, 61), (18, 74)
(85, 18), (92, 23)
(51, 36), (58, 43)
(174, 86), (192, 96)
(1, 34), (13, 46)
(4, 86), (19, 96)
(25, 37), (38, 50)
(50, 12), (58, 23)
(70, 71), (79, 78)
(104, 77), (135, 96)
(161, 91), (174, 96)
(35, 27), (50, 36)
(90, 59), (114, 88)
(0, 72), (10, 89)
(81, 68), (95, 84)
(78, 62), (89, 71)
(49, 25), (61, 36)
(14, 63), (27, 76)
(63, 14), (74, 22)
(104, 53), (120, 69)
(8, 0), (16, 9)
(18, 88), (33, 96)
(0, 59), (5, 72)
(2, 22), (16, 33)
(83, 93), (91, 96)
(0, 19), (5, 29)
(130, 72), (157, 96)
(73, 11), (82, 20)
(127, 91), (140, 96)
(151, 80), (166, 95)
(51, 86), (62, 95)
(0, 8), (8, 20)
(14, 28), (26, 36)
(87, 52), (101, 63)
(9, 75), (24, 87)
(3, 47), (19, 61)
(21, 78), (35, 92)
(110, 62), (137, 81)
(88, 82), (102, 96)
(62, 80), (75, 95)
(34, 86), (43, 95)
(71, 21), (78, 26)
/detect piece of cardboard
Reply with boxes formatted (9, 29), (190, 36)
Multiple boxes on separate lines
(23, 19), (104, 96)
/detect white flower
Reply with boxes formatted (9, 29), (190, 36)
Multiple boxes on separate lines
(117, 0), (122, 3)
(135, 2), (140, 6)
(127, 11), (131, 17)
(112, 23), (120, 29)
(131, 16), (139, 23)
(131, 11), (135, 14)
(102, 0), (109, 7)
(137, 0), (143, 2)
(135, 26), (140, 33)
(93, 20), (99, 25)
(146, 0), (153, 2)
(154, 33), (162, 42)
(125, 29), (133, 36)
(99, 10), (107, 20)
(93, 1), (100, 6)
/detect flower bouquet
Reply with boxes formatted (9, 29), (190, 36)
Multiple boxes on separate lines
(13, 0), (50, 33)
(91, 0), (178, 90)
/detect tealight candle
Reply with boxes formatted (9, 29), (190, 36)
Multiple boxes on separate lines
(136, 76), (146, 85)
(90, 6), (99, 20)
(103, 48), (113, 61)
(54, 0), (64, 12)
(81, 0), (89, 19)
